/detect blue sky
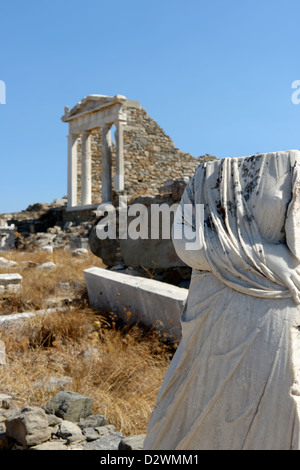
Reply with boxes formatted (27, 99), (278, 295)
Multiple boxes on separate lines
(0, 0), (299, 213)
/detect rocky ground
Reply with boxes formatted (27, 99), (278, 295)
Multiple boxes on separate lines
(0, 390), (145, 450)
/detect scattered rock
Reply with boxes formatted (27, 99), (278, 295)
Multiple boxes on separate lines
(84, 433), (124, 451)
(57, 420), (84, 442)
(96, 424), (116, 435)
(0, 390), (144, 451)
(46, 414), (62, 427)
(44, 391), (94, 422)
(0, 393), (12, 407)
(39, 245), (53, 253)
(30, 440), (67, 450)
(0, 273), (23, 295)
(118, 434), (146, 450)
(37, 262), (57, 271)
(78, 414), (108, 429)
(0, 257), (18, 268)
(72, 248), (88, 257)
(5, 406), (51, 447)
(82, 427), (100, 442)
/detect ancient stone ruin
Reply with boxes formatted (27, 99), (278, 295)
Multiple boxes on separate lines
(61, 94), (214, 209)
(0, 220), (15, 252)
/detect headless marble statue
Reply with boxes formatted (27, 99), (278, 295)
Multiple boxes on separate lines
(143, 150), (300, 450)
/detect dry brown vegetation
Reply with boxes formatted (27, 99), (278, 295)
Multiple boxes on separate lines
(0, 249), (105, 314)
(0, 249), (175, 436)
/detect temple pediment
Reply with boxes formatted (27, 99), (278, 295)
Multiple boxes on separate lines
(62, 95), (127, 122)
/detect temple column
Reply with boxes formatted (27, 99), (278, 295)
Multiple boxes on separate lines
(114, 121), (124, 191)
(101, 125), (112, 202)
(67, 133), (78, 208)
(81, 131), (92, 205)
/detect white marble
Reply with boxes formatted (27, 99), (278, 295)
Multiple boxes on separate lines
(62, 95), (128, 210)
(84, 267), (187, 342)
(144, 150), (300, 450)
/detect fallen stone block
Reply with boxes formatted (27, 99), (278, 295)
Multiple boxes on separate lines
(84, 267), (187, 342)
(5, 406), (52, 447)
(0, 273), (22, 295)
(0, 307), (69, 329)
(44, 391), (94, 422)
(0, 257), (17, 268)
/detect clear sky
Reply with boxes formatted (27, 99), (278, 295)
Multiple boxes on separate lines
(0, 0), (299, 214)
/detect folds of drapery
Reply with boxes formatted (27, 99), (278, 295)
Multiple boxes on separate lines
(172, 150), (300, 299)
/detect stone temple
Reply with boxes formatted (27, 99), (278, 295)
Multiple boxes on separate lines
(62, 94), (211, 210)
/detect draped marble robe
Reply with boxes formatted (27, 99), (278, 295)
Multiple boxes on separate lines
(143, 150), (300, 450)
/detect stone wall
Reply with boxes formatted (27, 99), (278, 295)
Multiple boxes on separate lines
(75, 100), (216, 204)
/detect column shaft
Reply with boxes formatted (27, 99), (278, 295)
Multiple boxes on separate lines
(81, 132), (92, 205)
(67, 134), (78, 208)
(114, 121), (124, 191)
(101, 125), (112, 203)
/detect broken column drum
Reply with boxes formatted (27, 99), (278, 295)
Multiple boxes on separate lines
(144, 150), (300, 450)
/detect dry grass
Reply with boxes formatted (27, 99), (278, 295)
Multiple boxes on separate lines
(0, 249), (105, 313)
(0, 249), (175, 436)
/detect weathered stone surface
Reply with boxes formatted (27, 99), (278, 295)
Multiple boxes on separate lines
(62, 95), (217, 208)
(72, 248), (88, 257)
(84, 267), (187, 341)
(84, 433), (123, 450)
(119, 196), (187, 270)
(0, 273), (22, 285)
(44, 391), (94, 422)
(89, 226), (118, 266)
(82, 427), (100, 441)
(0, 341), (6, 365)
(46, 414), (62, 427)
(37, 262), (57, 271)
(78, 414), (108, 429)
(118, 434), (146, 450)
(0, 221), (15, 252)
(0, 257), (17, 268)
(0, 393), (12, 402)
(5, 406), (51, 447)
(39, 245), (53, 253)
(30, 440), (67, 450)
(57, 420), (84, 442)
